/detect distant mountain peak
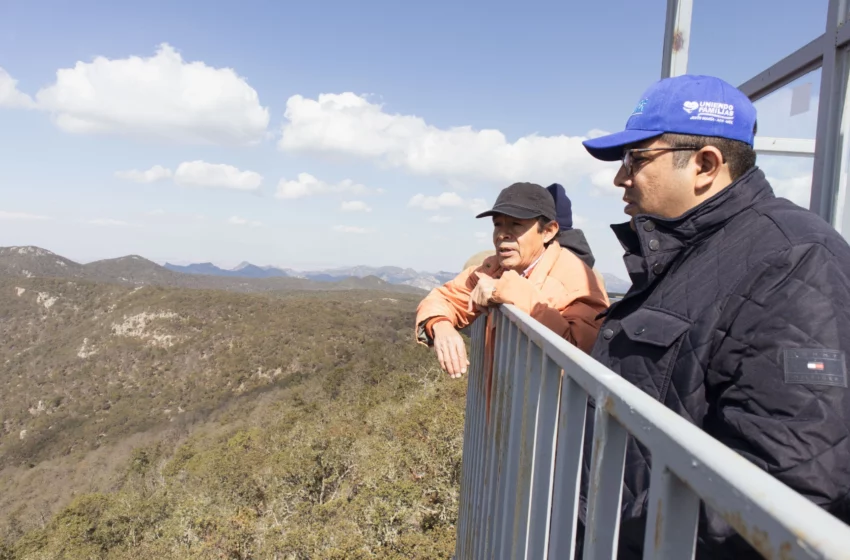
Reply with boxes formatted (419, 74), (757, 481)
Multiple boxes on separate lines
(0, 246), (56, 258)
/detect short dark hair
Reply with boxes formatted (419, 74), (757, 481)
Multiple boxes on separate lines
(660, 132), (757, 181)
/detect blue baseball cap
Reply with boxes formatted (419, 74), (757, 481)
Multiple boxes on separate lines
(582, 75), (758, 162)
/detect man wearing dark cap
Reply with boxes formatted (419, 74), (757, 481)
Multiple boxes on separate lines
(579, 74), (850, 558)
(415, 181), (610, 378)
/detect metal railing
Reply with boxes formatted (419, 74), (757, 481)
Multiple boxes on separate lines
(454, 304), (850, 559)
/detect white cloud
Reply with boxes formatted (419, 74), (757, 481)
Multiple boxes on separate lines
(34, 43), (269, 145)
(409, 192), (465, 210)
(115, 165), (173, 183)
(340, 200), (372, 212)
(174, 161), (262, 191)
(408, 192), (488, 214)
(766, 173), (812, 208)
(0, 211), (50, 221)
(468, 197), (488, 213)
(227, 216), (263, 227)
(275, 172), (381, 200)
(586, 128), (610, 140)
(146, 209), (166, 216)
(428, 215), (451, 223)
(278, 92), (609, 184)
(590, 167), (621, 196)
(332, 225), (372, 234)
(0, 68), (35, 109)
(88, 218), (130, 226)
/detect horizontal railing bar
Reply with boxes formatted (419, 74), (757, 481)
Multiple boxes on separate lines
(753, 136), (816, 157)
(738, 34), (824, 102)
(499, 303), (850, 559)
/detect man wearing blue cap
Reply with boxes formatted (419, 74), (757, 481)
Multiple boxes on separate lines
(580, 75), (850, 558)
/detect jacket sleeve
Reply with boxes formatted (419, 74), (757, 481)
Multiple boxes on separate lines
(491, 269), (607, 354)
(701, 243), (850, 557)
(414, 264), (488, 346)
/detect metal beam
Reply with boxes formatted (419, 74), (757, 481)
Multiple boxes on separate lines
(660, 0), (693, 78)
(738, 35), (825, 102)
(837, 18), (850, 47)
(753, 136), (816, 157)
(810, 0), (850, 223)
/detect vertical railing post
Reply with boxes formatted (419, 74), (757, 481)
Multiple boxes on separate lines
(546, 374), (589, 559)
(641, 463), (700, 560)
(454, 316), (480, 559)
(496, 325), (529, 558)
(480, 311), (515, 558)
(582, 399), (628, 559)
(509, 339), (544, 558)
(525, 356), (563, 560)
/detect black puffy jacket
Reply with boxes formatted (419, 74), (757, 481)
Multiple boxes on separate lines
(578, 167), (850, 558)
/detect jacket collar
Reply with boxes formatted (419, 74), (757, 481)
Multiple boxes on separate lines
(612, 166), (775, 290)
(524, 242), (562, 285)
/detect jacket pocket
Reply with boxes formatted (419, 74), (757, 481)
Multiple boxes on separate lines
(619, 307), (692, 403)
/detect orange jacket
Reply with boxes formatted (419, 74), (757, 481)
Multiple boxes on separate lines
(415, 242), (610, 354)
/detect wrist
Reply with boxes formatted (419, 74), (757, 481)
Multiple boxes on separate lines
(432, 320), (454, 335)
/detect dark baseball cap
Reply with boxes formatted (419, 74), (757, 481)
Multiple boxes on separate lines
(475, 182), (557, 222)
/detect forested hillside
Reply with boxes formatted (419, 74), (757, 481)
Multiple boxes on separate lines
(0, 273), (467, 559)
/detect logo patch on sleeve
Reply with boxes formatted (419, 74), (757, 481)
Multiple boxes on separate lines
(784, 349), (847, 387)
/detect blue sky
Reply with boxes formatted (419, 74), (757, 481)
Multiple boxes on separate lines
(0, 0), (828, 277)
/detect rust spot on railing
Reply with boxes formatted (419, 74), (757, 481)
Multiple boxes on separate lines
(603, 394), (616, 415)
(721, 511), (797, 560)
(673, 30), (685, 51)
(654, 498), (664, 550)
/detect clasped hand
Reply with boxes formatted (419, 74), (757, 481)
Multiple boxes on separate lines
(467, 271), (498, 313)
(433, 272), (499, 379)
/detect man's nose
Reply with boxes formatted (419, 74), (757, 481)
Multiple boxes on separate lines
(614, 164), (632, 188)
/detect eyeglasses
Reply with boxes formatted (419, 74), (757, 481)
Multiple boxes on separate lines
(621, 146), (701, 176)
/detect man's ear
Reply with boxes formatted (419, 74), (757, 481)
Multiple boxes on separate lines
(694, 146), (724, 192)
(543, 220), (559, 244)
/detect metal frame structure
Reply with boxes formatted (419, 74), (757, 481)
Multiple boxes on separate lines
(453, 306), (850, 559)
(661, 0), (850, 233)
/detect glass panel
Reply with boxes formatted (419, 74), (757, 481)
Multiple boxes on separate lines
(757, 154), (814, 209)
(752, 69), (820, 141)
(688, 0), (828, 86)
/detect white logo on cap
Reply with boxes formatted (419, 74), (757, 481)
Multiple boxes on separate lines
(683, 101), (735, 125)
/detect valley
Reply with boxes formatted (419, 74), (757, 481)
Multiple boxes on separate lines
(0, 247), (463, 559)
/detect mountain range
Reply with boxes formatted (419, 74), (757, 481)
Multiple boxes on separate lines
(0, 245), (632, 297)
(164, 261), (632, 293)
(165, 261), (459, 291)
(0, 246), (426, 295)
